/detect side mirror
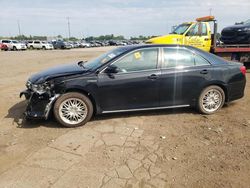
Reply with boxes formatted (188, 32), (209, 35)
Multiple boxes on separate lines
(104, 65), (119, 78)
(105, 65), (119, 74)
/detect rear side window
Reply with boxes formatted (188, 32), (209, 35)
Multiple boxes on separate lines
(194, 55), (210, 66)
(163, 48), (210, 68)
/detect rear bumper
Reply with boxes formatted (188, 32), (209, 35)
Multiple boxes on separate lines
(227, 79), (246, 102)
(20, 89), (60, 119)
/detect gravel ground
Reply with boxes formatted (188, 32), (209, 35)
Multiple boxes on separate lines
(0, 47), (249, 188)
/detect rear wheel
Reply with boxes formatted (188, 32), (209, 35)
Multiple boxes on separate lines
(53, 92), (93, 127)
(198, 85), (225, 114)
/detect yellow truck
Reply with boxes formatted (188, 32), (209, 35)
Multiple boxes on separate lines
(146, 16), (250, 64)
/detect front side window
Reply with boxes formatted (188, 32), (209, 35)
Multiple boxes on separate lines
(187, 23), (200, 36)
(187, 23), (208, 36)
(162, 48), (210, 68)
(112, 48), (158, 73)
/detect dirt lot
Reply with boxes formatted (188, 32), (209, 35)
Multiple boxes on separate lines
(0, 48), (249, 188)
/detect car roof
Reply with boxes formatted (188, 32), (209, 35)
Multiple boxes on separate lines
(119, 44), (194, 51)
(118, 44), (227, 65)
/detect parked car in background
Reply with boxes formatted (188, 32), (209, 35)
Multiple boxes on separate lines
(72, 42), (81, 48)
(80, 41), (91, 48)
(0, 42), (8, 51)
(52, 40), (71, 49)
(221, 19), (250, 44)
(20, 44), (246, 127)
(27, 40), (53, 50)
(1, 39), (27, 50)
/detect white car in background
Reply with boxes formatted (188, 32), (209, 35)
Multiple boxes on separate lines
(80, 41), (91, 48)
(27, 40), (53, 50)
(1, 39), (27, 50)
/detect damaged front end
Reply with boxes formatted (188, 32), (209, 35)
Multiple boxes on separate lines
(20, 80), (60, 120)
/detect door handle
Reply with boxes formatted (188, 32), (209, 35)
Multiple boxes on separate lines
(148, 74), (159, 80)
(200, 69), (208, 74)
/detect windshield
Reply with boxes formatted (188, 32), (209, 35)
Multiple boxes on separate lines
(171, 23), (191, 35)
(12, 40), (18, 43)
(82, 47), (127, 70)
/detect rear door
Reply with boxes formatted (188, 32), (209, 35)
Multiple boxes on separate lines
(159, 47), (212, 106)
(97, 47), (161, 111)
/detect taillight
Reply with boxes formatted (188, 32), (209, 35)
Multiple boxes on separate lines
(240, 66), (246, 76)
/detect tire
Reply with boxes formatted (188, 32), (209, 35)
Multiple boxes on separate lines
(53, 92), (93, 127)
(13, 46), (17, 51)
(198, 85), (225, 114)
(42, 46), (46, 50)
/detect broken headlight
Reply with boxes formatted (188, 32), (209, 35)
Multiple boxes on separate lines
(27, 81), (54, 95)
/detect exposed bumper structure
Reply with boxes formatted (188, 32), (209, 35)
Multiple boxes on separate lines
(20, 89), (60, 119)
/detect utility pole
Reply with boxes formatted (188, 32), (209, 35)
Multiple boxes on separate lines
(17, 20), (21, 36)
(67, 17), (71, 39)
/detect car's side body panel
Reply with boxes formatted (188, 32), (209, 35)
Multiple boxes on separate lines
(20, 45), (246, 120)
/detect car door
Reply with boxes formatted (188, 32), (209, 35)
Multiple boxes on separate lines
(34, 41), (40, 49)
(185, 22), (211, 52)
(97, 47), (161, 112)
(159, 47), (212, 107)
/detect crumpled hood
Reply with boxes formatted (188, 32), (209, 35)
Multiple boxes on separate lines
(29, 63), (86, 84)
(146, 34), (184, 45)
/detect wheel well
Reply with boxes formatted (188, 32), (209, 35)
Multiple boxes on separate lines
(205, 84), (228, 102)
(64, 89), (97, 114)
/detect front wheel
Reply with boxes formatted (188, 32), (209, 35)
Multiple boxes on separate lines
(53, 92), (93, 127)
(198, 85), (225, 114)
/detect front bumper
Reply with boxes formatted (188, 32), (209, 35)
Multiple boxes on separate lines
(20, 89), (60, 119)
(17, 45), (27, 50)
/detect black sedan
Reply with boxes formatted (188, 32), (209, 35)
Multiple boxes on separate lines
(20, 44), (246, 127)
(221, 19), (250, 44)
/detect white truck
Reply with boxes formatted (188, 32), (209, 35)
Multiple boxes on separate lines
(0, 39), (27, 51)
(27, 40), (53, 50)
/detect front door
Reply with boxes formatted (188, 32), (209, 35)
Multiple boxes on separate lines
(97, 48), (161, 111)
(185, 22), (211, 52)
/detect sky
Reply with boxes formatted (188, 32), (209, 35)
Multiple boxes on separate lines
(0, 0), (249, 38)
